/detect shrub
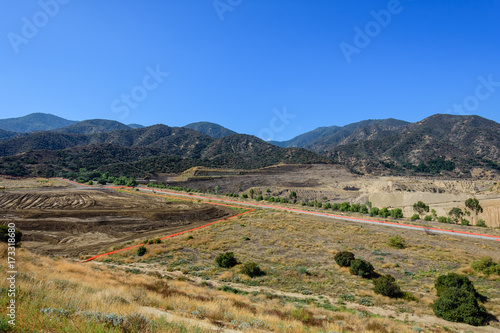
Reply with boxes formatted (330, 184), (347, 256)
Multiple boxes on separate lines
(359, 205), (369, 214)
(387, 234), (406, 249)
(433, 288), (487, 326)
(378, 207), (390, 218)
(424, 215), (432, 221)
(411, 214), (420, 221)
(334, 251), (355, 267)
(240, 262), (265, 278)
(215, 252), (239, 268)
(471, 257), (500, 275)
(435, 273), (481, 299)
(0, 225), (22, 246)
(369, 207), (379, 217)
(373, 275), (402, 298)
(339, 202), (351, 212)
(136, 246), (147, 256)
(350, 203), (361, 212)
(390, 208), (404, 218)
(461, 219), (470, 226)
(241, 193), (248, 199)
(476, 219), (487, 227)
(438, 216), (451, 224)
(350, 259), (374, 278)
(331, 203), (341, 211)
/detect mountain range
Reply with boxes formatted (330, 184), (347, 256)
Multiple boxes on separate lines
(0, 112), (499, 178)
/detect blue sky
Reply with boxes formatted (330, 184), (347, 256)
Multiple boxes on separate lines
(1, 0), (499, 141)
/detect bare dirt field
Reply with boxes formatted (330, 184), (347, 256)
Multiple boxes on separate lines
(0, 188), (232, 258)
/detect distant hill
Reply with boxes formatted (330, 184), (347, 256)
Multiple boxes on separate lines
(54, 119), (131, 134)
(0, 113), (77, 132)
(183, 121), (237, 138)
(270, 126), (340, 148)
(0, 129), (18, 141)
(272, 119), (409, 152)
(127, 123), (144, 129)
(330, 114), (500, 176)
(0, 125), (327, 177)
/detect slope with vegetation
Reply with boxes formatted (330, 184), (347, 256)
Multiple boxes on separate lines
(0, 113), (77, 132)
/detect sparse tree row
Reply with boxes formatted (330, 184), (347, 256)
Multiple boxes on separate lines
(411, 199), (487, 227)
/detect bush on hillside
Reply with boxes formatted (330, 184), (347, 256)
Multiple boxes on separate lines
(373, 274), (402, 298)
(215, 252), (239, 268)
(334, 251), (355, 267)
(349, 259), (374, 278)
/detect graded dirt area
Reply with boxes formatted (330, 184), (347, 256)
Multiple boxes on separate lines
(0, 188), (232, 258)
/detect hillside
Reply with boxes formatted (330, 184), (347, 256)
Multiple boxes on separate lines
(330, 114), (500, 176)
(0, 113), (77, 132)
(0, 128), (17, 141)
(272, 119), (409, 151)
(183, 121), (237, 138)
(54, 119), (131, 134)
(270, 125), (340, 148)
(0, 125), (328, 177)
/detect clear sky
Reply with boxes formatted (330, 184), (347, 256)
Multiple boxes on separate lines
(1, 0), (499, 141)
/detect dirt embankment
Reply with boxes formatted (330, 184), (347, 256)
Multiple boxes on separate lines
(0, 189), (232, 258)
(153, 164), (500, 227)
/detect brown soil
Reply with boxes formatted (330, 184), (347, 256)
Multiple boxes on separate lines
(0, 189), (232, 258)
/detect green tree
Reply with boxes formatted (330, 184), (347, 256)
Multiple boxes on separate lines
(413, 201), (429, 217)
(448, 207), (464, 224)
(249, 188), (254, 198)
(369, 207), (379, 217)
(390, 208), (403, 219)
(430, 209), (438, 221)
(339, 202), (351, 212)
(465, 198), (483, 225)
(379, 207), (390, 218)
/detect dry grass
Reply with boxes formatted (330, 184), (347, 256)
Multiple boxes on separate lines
(2, 186), (500, 332)
(87, 207), (500, 331)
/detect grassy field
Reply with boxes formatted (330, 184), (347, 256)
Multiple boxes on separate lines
(2, 185), (500, 332)
(85, 206), (500, 332)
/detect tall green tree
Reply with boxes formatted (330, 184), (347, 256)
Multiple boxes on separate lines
(465, 198), (483, 225)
